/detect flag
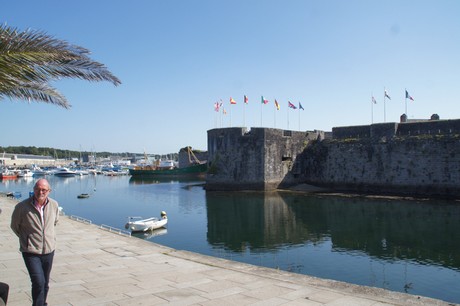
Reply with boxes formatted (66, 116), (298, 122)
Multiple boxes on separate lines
(384, 90), (391, 100)
(288, 101), (297, 109)
(244, 95), (248, 104)
(261, 96), (269, 104)
(222, 108), (227, 115)
(275, 99), (280, 110)
(405, 90), (414, 101)
(372, 96), (377, 104)
(299, 102), (304, 110)
(214, 101), (220, 112)
(230, 97), (236, 104)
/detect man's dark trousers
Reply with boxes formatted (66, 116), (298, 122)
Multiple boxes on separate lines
(22, 251), (54, 306)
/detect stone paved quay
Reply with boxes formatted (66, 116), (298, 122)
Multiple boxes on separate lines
(1, 196), (456, 306)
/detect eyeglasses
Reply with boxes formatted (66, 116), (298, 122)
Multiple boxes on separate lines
(35, 188), (50, 193)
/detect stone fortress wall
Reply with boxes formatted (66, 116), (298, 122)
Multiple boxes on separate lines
(307, 119), (460, 197)
(207, 118), (460, 198)
(206, 127), (323, 191)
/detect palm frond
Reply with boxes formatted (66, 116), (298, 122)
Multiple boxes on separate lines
(0, 80), (70, 109)
(0, 24), (121, 108)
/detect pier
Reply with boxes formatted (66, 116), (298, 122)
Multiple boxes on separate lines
(0, 195), (453, 306)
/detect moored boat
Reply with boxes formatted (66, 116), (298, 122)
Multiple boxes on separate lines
(17, 169), (34, 177)
(53, 167), (77, 177)
(0, 168), (18, 179)
(32, 166), (50, 176)
(125, 211), (167, 232)
(129, 162), (207, 178)
(75, 169), (89, 176)
(129, 146), (207, 178)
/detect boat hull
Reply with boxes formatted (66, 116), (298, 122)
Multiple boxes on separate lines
(126, 217), (168, 232)
(129, 163), (207, 178)
(54, 173), (76, 177)
(0, 169), (18, 180)
(53, 168), (77, 177)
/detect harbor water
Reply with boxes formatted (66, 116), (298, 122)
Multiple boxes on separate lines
(1, 175), (460, 304)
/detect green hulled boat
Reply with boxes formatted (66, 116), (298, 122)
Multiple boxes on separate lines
(129, 162), (207, 178)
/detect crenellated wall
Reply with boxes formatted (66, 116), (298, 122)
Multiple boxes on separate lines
(303, 134), (460, 197)
(332, 119), (460, 140)
(206, 119), (460, 198)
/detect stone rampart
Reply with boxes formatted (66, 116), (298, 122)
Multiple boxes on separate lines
(206, 128), (321, 191)
(333, 119), (460, 140)
(206, 120), (460, 198)
(396, 119), (460, 136)
(304, 119), (460, 198)
(303, 134), (460, 197)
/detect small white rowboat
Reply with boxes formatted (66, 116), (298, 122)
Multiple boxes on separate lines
(125, 211), (167, 232)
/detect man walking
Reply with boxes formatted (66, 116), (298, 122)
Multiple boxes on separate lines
(11, 179), (60, 306)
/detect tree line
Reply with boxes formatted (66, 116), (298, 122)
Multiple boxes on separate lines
(0, 146), (131, 159)
(0, 146), (178, 161)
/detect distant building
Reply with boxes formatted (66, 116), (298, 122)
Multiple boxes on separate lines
(0, 153), (57, 167)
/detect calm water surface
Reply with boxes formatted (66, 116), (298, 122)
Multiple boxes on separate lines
(2, 175), (460, 304)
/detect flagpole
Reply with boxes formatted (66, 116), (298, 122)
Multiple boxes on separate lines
(383, 87), (387, 122)
(287, 103), (290, 130)
(298, 102), (300, 131)
(371, 93), (374, 124)
(229, 103), (232, 128)
(260, 100), (263, 127)
(243, 101), (246, 128)
(219, 99), (223, 128)
(274, 101), (276, 128)
(222, 108), (225, 127)
(383, 87), (386, 123)
(405, 88), (407, 117)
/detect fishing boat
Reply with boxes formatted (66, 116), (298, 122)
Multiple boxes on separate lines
(0, 168), (18, 179)
(125, 211), (167, 232)
(129, 147), (207, 178)
(129, 162), (207, 178)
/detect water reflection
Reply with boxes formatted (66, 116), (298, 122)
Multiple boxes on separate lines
(130, 228), (168, 239)
(206, 191), (460, 270)
(206, 192), (313, 251)
(129, 176), (203, 185)
(128, 177), (161, 185)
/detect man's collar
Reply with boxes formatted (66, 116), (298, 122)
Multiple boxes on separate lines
(33, 197), (49, 208)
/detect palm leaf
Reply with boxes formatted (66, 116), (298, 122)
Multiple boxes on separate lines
(0, 24), (121, 108)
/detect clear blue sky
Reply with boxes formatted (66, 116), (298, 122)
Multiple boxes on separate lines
(1, 1), (459, 154)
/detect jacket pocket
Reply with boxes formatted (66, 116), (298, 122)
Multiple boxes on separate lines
(26, 234), (41, 253)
